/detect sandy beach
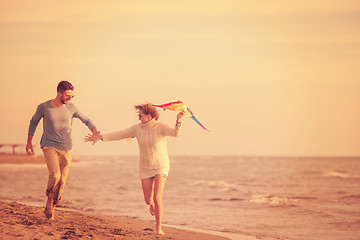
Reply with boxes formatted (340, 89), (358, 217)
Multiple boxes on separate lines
(0, 156), (233, 240)
(0, 201), (231, 240)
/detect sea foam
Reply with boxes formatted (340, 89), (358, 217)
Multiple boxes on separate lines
(323, 171), (360, 179)
(250, 194), (297, 207)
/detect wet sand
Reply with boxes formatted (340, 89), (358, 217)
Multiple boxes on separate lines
(0, 201), (230, 240)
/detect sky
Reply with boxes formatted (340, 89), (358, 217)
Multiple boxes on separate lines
(0, 0), (359, 157)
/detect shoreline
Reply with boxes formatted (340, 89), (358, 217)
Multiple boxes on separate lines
(3, 201), (251, 240)
(0, 154), (46, 164)
(164, 224), (256, 240)
(0, 155), (256, 240)
(0, 200), (232, 240)
(0, 154), (81, 164)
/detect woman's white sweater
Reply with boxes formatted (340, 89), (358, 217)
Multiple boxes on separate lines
(102, 118), (181, 179)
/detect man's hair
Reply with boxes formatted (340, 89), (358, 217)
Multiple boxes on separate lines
(57, 81), (74, 93)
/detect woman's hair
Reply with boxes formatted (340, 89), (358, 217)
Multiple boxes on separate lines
(57, 81), (74, 93)
(135, 103), (159, 120)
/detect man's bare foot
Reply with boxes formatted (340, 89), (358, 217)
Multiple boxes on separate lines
(47, 210), (55, 220)
(150, 204), (155, 216)
(45, 195), (55, 219)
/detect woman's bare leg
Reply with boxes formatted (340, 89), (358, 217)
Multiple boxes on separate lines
(141, 178), (155, 216)
(153, 174), (167, 235)
(141, 175), (167, 235)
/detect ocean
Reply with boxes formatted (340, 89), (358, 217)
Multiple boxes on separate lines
(0, 156), (359, 240)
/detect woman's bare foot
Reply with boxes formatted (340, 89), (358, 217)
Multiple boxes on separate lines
(150, 204), (155, 216)
(156, 225), (164, 235)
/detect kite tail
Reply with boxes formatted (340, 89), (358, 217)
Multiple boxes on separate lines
(186, 107), (209, 131)
(190, 116), (209, 131)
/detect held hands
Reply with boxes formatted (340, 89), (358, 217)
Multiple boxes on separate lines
(84, 131), (101, 145)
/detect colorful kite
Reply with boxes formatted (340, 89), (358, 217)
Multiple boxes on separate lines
(152, 101), (209, 131)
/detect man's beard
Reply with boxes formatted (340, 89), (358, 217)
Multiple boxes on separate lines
(60, 97), (66, 104)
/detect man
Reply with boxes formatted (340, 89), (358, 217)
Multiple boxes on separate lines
(26, 80), (99, 219)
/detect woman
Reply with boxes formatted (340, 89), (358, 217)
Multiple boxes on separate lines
(85, 103), (184, 235)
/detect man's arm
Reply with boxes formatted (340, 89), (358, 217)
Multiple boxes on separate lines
(26, 104), (44, 155)
(71, 105), (98, 134)
(91, 127), (100, 136)
(26, 135), (34, 155)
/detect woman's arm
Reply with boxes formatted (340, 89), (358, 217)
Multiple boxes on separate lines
(102, 124), (137, 141)
(162, 111), (185, 137)
(85, 124), (138, 144)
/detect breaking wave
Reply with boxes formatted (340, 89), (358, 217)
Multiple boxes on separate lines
(190, 180), (240, 192)
(250, 194), (297, 207)
(323, 171), (360, 179)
